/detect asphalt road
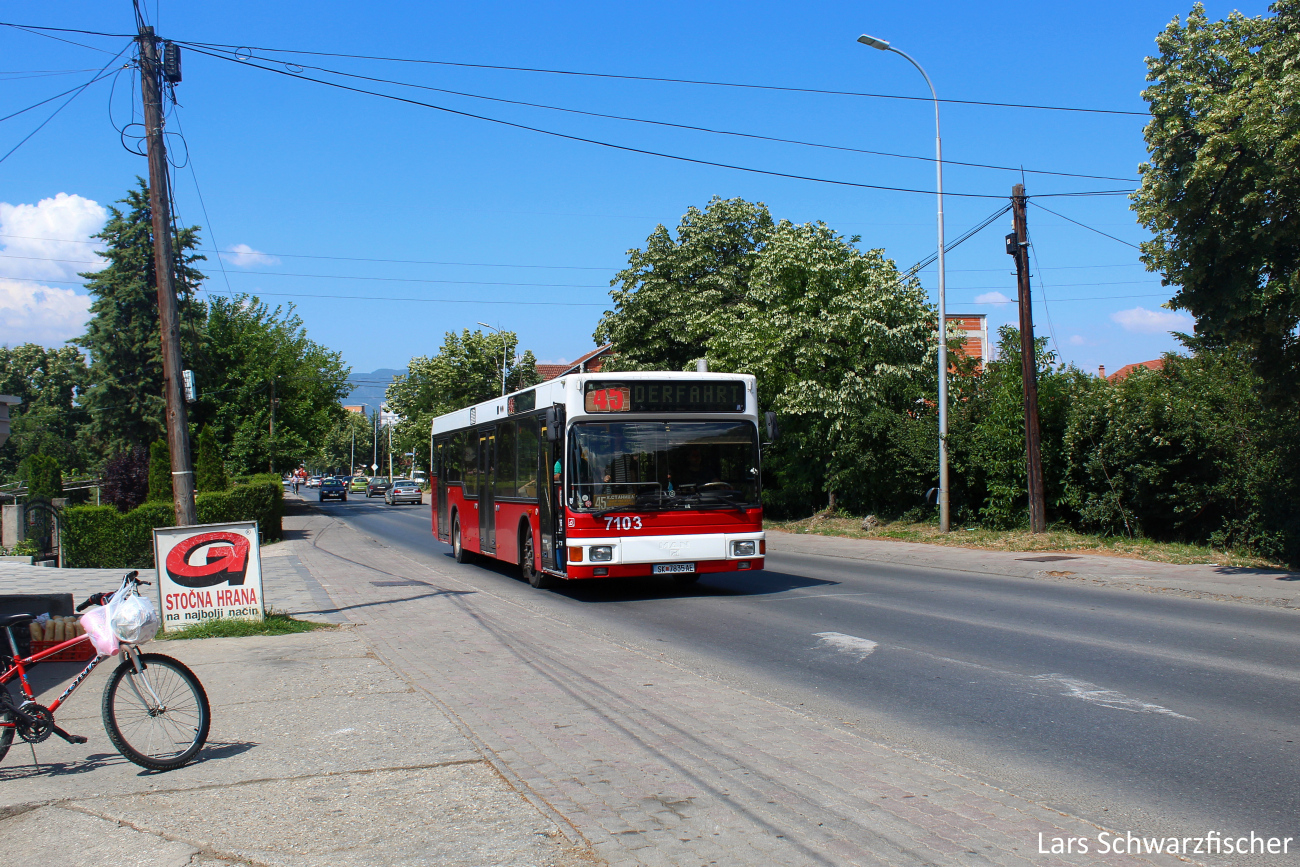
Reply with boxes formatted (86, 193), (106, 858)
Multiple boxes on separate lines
(311, 493), (1300, 854)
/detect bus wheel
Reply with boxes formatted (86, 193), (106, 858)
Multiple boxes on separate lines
(452, 516), (473, 564)
(521, 529), (552, 589)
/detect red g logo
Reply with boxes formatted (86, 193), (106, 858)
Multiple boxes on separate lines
(165, 532), (251, 588)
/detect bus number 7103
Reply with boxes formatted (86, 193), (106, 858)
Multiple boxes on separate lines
(605, 515), (643, 531)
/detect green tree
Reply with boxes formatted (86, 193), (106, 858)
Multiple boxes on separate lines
(1133, 1), (1300, 402)
(194, 425), (230, 493)
(199, 295), (351, 476)
(314, 411), (373, 476)
(147, 439), (172, 502)
(709, 220), (938, 514)
(21, 453), (63, 500)
(385, 329), (539, 471)
(0, 344), (91, 481)
(594, 197), (775, 371)
(74, 179), (207, 454)
(950, 326), (1078, 528)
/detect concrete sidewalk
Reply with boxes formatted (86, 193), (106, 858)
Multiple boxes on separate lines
(768, 531), (1300, 610)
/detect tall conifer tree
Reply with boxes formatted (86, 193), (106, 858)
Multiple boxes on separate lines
(74, 179), (207, 454)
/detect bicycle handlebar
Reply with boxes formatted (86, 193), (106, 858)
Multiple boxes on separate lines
(75, 571), (151, 612)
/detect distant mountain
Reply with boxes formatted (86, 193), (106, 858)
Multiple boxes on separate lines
(343, 368), (403, 415)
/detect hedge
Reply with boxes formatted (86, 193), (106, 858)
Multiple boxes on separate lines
(63, 476), (284, 569)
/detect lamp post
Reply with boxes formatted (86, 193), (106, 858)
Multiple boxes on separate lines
(477, 322), (509, 396)
(381, 403), (394, 481)
(857, 33), (950, 533)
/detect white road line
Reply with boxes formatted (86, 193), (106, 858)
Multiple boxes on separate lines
(1031, 674), (1196, 720)
(813, 631), (879, 660)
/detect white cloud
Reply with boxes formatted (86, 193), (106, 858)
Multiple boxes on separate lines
(0, 278), (92, 346)
(1068, 334), (1089, 346)
(0, 192), (107, 282)
(974, 291), (1013, 306)
(220, 244), (280, 267)
(1110, 306), (1194, 334)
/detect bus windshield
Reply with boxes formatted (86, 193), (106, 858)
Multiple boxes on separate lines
(568, 421), (760, 512)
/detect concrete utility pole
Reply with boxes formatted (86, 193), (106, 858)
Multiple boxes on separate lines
(268, 377), (277, 474)
(1007, 184), (1047, 533)
(138, 26), (196, 526)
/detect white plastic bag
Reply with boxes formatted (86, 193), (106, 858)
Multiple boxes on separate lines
(109, 593), (160, 645)
(79, 606), (119, 656)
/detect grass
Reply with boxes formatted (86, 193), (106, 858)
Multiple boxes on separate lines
(766, 514), (1290, 569)
(158, 609), (332, 640)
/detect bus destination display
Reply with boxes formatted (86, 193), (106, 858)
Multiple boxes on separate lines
(584, 380), (746, 413)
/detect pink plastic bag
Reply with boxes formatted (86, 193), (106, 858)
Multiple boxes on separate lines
(80, 605), (120, 656)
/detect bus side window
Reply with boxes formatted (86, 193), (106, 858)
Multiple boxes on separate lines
(517, 418), (539, 499)
(462, 430), (478, 496)
(496, 421), (517, 499)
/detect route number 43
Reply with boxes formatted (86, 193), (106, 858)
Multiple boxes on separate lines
(605, 515), (643, 530)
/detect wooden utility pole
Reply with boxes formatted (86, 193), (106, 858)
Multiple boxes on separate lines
(268, 378), (276, 474)
(139, 26), (196, 526)
(1007, 184), (1047, 532)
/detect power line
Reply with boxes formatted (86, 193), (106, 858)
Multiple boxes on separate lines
(192, 287), (609, 307)
(0, 64), (124, 124)
(1030, 201), (1144, 250)
(171, 36), (1147, 117)
(0, 23), (127, 56)
(0, 45), (130, 166)
(182, 44), (1130, 200)
(199, 45), (1138, 183)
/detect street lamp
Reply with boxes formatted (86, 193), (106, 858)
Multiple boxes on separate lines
(857, 33), (951, 533)
(477, 322), (509, 396)
(381, 402), (394, 481)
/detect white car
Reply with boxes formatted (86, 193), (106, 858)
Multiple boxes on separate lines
(306, 476), (322, 488)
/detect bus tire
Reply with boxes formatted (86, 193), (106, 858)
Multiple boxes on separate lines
(452, 515), (473, 564)
(520, 526), (552, 589)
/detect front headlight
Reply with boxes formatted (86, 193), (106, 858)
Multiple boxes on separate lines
(731, 540), (757, 557)
(589, 546), (613, 562)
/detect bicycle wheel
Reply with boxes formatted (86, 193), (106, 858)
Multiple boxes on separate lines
(0, 704), (13, 764)
(102, 652), (210, 771)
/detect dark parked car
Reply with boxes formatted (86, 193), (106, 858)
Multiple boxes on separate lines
(319, 478), (348, 501)
(366, 477), (391, 498)
(384, 479), (422, 506)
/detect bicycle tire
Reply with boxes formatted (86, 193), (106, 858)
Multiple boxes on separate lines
(0, 705), (13, 764)
(102, 652), (211, 771)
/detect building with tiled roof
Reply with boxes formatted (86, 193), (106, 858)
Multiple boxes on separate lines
(535, 345), (614, 381)
(1106, 358), (1165, 382)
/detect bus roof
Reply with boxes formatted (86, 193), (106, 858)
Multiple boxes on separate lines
(430, 371), (756, 436)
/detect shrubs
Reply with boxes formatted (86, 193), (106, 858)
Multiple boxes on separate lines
(148, 440), (172, 502)
(63, 476), (284, 568)
(21, 453), (63, 500)
(195, 426), (230, 493)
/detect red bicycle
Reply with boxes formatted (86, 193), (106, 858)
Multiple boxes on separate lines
(1, 571), (211, 771)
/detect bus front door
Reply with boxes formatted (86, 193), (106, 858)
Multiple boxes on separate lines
(435, 441), (448, 541)
(478, 429), (496, 554)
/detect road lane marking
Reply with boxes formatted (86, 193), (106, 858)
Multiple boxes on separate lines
(1030, 674), (1196, 719)
(813, 631), (879, 660)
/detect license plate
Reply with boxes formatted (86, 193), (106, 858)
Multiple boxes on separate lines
(653, 563), (696, 574)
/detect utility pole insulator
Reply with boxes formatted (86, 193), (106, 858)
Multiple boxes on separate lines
(139, 25), (197, 526)
(1009, 184), (1047, 533)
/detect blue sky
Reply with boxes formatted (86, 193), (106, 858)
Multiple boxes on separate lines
(0, 1), (1273, 380)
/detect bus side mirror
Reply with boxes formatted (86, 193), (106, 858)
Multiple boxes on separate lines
(545, 405), (565, 442)
(765, 411), (780, 441)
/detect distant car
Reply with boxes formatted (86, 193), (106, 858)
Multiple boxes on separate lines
(411, 473), (427, 487)
(350, 476), (369, 493)
(306, 476), (322, 488)
(366, 477), (391, 498)
(318, 478), (348, 501)
(385, 479), (422, 506)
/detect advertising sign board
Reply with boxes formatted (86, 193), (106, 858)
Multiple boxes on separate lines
(152, 521), (265, 626)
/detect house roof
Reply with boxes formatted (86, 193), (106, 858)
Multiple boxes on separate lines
(1107, 358), (1165, 382)
(535, 345), (614, 381)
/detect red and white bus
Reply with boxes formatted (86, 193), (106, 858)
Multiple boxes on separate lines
(430, 371), (766, 588)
